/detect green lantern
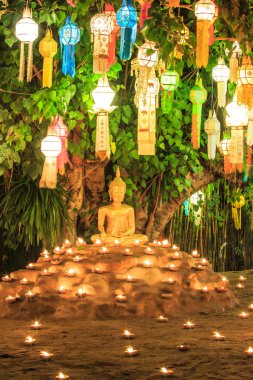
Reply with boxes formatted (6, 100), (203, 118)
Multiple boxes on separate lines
(189, 77), (207, 149)
(160, 69), (180, 114)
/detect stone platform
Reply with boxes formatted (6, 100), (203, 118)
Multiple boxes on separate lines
(0, 244), (239, 319)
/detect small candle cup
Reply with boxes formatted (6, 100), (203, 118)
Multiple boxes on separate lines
(62, 239), (72, 248)
(176, 345), (190, 352)
(40, 351), (54, 360)
(124, 345), (139, 357)
(24, 336), (36, 346)
(122, 330), (135, 339)
(76, 288), (86, 298)
(2, 275), (13, 282)
(213, 332), (225, 341)
(183, 321), (195, 329)
(221, 276), (229, 283)
(115, 294), (127, 303)
(161, 293), (172, 299)
(40, 249), (49, 257)
(168, 264), (177, 272)
(171, 251), (181, 260)
(149, 240), (158, 247)
(172, 244), (179, 250)
(57, 286), (66, 295)
(41, 269), (52, 276)
(43, 254), (52, 262)
(200, 286), (209, 294)
(143, 259), (153, 268)
(157, 315), (168, 323)
(73, 255), (83, 263)
(56, 372), (70, 379)
(94, 239), (102, 247)
(191, 250), (200, 258)
(235, 283), (245, 289)
(114, 239), (121, 247)
(162, 240), (170, 248)
(65, 269), (76, 277)
(134, 239), (140, 247)
(20, 278), (30, 285)
(31, 320), (42, 330)
(160, 367), (174, 377)
(25, 290), (36, 300)
(126, 275), (136, 283)
(239, 311), (249, 319)
(76, 237), (86, 247)
(98, 246), (109, 254)
(145, 247), (155, 255)
(248, 304), (253, 311)
(245, 347), (253, 357)
(167, 278), (176, 285)
(239, 276), (246, 282)
(123, 248), (133, 256)
(66, 248), (73, 256)
(5, 295), (16, 304)
(200, 258), (208, 266)
(26, 263), (35, 270)
(92, 267), (104, 274)
(53, 246), (65, 255)
(216, 286), (228, 294)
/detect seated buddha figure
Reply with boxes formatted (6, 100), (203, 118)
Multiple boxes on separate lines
(91, 168), (148, 246)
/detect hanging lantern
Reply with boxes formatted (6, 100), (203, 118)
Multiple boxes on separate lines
(212, 58), (230, 108)
(226, 41), (242, 83)
(136, 0), (153, 28)
(39, 30), (57, 88)
(137, 69), (159, 155)
(183, 199), (189, 216)
(104, 4), (120, 69)
(136, 41), (158, 98)
(116, 0), (137, 61)
(208, 0), (218, 46)
(190, 191), (204, 227)
(92, 74), (116, 160)
(219, 138), (233, 174)
(195, 0), (215, 68)
(15, 6), (38, 82)
(90, 12), (114, 74)
(59, 17), (80, 77)
(189, 77), (207, 149)
(40, 132), (62, 189)
(160, 69), (180, 114)
(232, 192), (245, 230)
(204, 110), (220, 159)
(51, 116), (69, 175)
(237, 55), (253, 109)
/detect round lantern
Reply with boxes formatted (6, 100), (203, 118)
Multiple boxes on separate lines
(190, 191), (204, 205)
(41, 135), (61, 157)
(60, 18), (80, 46)
(160, 69), (179, 92)
(226, 98), (248, 127)
(137, 41), (158, 68)
(90, 13), (114, 35)
(195, 0), (215, 20)
(15, 7), (38, 43)
(116, 0), (137, 28)
(219, 138), (231, 156)
(92, 75), (115, 110)
(212, 59), (230, 82)
(238, 56), (253, 85)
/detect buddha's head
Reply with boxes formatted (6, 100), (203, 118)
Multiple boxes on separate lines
(109, 167), (126, 203)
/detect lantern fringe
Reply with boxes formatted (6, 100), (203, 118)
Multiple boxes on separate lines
(232, 206), (241, 230)
(62, 44), (76, 77)
(217, 81), (227, 108)
(230, 127), (244, 172)
(224, 155), (233, 174)
(247, 119), (253, 146)
(229, 57), (238, 83)
(161, 91), (173, 114)
(95, 112), (110, 161)
(191, 104), (201, 149)
(196, 19), (210, 68)
(119, 27), (132, 60)
(19, 42), (25, 82)
(27, 42), (33, 82)
(39, 157), (58, 189)
(42, 57), (53, 88)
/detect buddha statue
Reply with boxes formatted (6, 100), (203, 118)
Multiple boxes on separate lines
(91, 168), (148, 246)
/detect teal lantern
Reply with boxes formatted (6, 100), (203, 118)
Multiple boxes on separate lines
(189, 78), (207, 149)
(116, 0), (137, 60)
(60, 17), (80, 77)
(160, 69), (180, 114)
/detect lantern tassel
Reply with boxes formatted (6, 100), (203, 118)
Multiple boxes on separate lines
(19, 42), (25, 82)
(247, 119), (253, 146)
(224, 155), (233, 174)
(191, 104), (202, 149)
(229, 57), (238, 83)
(119, 27), (133, 60)
(161, 91), (173, 114)
(27, 42), (33, 82)
(196, 19), (210, 68)
(95, 112), (110, 161)
(42, 57), (53, 88)
(207, 134), (217, 160)
(62, 44), (76, 77)
(232, 206), (241, 230)
(39, 157), (58, 189)
(217, 81), (227, 108)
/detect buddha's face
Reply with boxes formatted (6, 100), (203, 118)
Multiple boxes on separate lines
(110, 185), (126, 203)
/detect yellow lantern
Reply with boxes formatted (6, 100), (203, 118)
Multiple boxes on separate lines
(40, 134), (61, 189)
(195, 0), (215, 68)
(212, 58), (230, 108)
(232, 193), (245, 230)
(15, 6), (39, 82)
(39, 30), (58, 88)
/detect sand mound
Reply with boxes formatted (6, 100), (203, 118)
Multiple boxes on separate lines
(0, 244), (238, 319)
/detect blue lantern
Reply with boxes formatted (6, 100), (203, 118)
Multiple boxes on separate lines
(59, 17), (80, 77)
(116, 0), (137, 60)
(183, 200), (189, 216)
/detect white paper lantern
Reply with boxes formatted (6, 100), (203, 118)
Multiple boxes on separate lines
(92, 75), (115, 111)
(212, 58), (230, 107)
(15, 7), (38, 43)
(195, 0), (215, 20)
(137, 41), (158, 68)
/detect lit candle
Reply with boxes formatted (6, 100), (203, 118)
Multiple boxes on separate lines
(168, 263), (177, 271)
(191, 250), (200, 258)
(5, 295), (16, 304)
(167, 278), (175, 285)
(25, 290), (35, 300)
(239, 276), (246, 282)
(213, 331), (225, 341)
(162, 240), (170, 247)
(76, 237), (86, 247)
(43, 254), (51, 262)
(98, 246), (109, 254)
(160, 367), (174, 377)
(172, 244), (179, 250)
(201, 258), (208, 266)
(73, 255), (83, 263)
(134, 239), (140, 247)
(235, 283), (244, 289)
(176, 345), (190, 352)
(122, 330), (135, 339)
(221, 276), (229, 283)
(248, 304), (253, 311)
(200, 286), (209, 294)
(57, 286), (66, 294)
(245, 347), (253, 357)
(115, 294), (127, 303)
(123, 248), (133, 256)
(66, 248), (73, 256)
(31, 320), (42, 329)
(94, 239), (102, 246)
(53, 246), (65, 255)
(157, 315), (168, 323)
(20, 277), (29, 285)
(56, 372), (70, 379)
(145, 247), (155, 255)
(41, 269), (52, 276)
(183, 321), (195, 329)
(63, 239), (71, 248)
(239, 311), (249, 319)
(65, 268), (76, 277)
(124, 345), (139, 357)
(127, 275), (136, 283)
(26, 263), (35, 270)
(216, 286), (228, 294)
(92, 267), (104, 274)
(2, 275), (13, 282)
(143, 259), (152, 268)
(171, 251), (181, 260)
(114, 239), (120, 246)
(149, 240), (158, 247)
(40, 351), (53, 360)
(40, 249), (49, 257)
(24, 336), (36, 345)
(76, 288), (86, 298)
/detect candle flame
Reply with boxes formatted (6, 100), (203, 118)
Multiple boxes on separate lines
(144, 259), (152, 266)
(247, 347), (253, 353)
(25, 336), (35, 343)
(126, 345), (134, 353)
(77, 237), (84, 244)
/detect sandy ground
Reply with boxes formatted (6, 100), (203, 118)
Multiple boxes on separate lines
(0, 270), (253, 380)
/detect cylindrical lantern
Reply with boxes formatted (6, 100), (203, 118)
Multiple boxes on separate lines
(116, 0), (137, 60)
(237, 55), (253, 108)
(219, 138), (233, 174)
(39, 30), (58, 88)
(59, 17), (80, 77)
(189, 77), (207, 149)
(104, 4), (120, 70)
(227, 41), (242, 83)
(195, 0), (215, 68)
(136, 41), (158, 97)
(204, 110), (220, 159)
(15, 6), (38, 82)
(160, 69), (180, 114)
(90, 12), (114, 73)
(40, 134), (62, 189)
(212, 58), (230, 108)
